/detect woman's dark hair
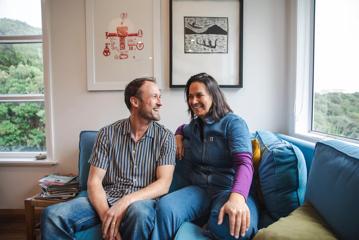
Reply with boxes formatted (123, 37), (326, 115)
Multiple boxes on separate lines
(185, 73), (232, 121)
(124, 77), (156, 110)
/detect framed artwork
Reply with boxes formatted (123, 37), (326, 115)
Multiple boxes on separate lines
(86, 0), (162, 91)
(170, 0), (243, 88)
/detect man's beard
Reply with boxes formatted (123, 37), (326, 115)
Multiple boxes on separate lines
(138, 107), (160, 121)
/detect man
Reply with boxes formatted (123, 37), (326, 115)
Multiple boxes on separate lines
(41, 78), (176, 240)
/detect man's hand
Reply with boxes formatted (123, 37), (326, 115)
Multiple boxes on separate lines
(217, 193), (250, 239)
(114, 232), (122, 240)
(102, 197), (131, 240)
(175, 135), (184, 160)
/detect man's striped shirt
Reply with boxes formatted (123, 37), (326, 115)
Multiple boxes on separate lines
(89, 118), (176, 205)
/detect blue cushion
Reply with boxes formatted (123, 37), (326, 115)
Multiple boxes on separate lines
(174, 222), (210, 240)
(277, 133), (315, 172)
(306, 140), (359, 239)
(77, 190), (88, 198)
(256, 131), (307, 222)
(78, 131), (97, 191)
(75, 131), (101, 240)
(75, 223), (102, 240)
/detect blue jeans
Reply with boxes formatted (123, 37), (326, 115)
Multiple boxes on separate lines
(41, 197), (156, 240)
(152, 186), (259, 240)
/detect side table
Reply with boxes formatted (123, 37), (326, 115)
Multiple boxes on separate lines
(24, 195), (65, 240)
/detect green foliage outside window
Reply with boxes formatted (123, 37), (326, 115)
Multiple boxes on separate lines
(313, 92), (359, 140)
(0, 102), (45, 151)
(0, 18), (45, 152)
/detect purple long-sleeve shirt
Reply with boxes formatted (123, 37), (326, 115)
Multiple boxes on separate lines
(232, 152), (253, 199)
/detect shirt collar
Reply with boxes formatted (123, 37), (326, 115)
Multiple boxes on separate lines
(194, 116), (215, 125)
(123, 118), (155, 139)
(203, 116), (215, 124)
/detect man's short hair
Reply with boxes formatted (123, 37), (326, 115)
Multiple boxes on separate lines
(124, 77), (156, 110)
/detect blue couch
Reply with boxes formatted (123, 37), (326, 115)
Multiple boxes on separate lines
(253, 138), (359, 240)
(72, 130), (359, 239)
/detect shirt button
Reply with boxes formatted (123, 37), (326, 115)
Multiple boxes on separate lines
(132, 150), (135, 154)
(133, 178), (137, 182)
(134, 165), (137, 168)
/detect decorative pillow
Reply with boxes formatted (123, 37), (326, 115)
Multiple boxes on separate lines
(255, 130), (307, 222)
(251, 138), (261, 170)
(251, 138), (266, 211)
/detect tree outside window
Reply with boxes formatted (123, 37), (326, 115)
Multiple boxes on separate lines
(0, 0), (46, 152)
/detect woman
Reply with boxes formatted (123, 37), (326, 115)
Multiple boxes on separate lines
(152, 73), (258, 239)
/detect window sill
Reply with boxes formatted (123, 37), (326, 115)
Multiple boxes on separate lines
(292, 131), (359, 147)
(0, 158), (57, 166)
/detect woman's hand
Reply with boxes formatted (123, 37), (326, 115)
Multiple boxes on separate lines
(175, 135), (184, 160)
(217, 193), (250, 239)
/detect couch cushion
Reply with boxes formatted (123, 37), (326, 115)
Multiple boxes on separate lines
(255, 131), (307, 223)
(75, 223), (102, 240)
(306, 140), (359, 240)
(277, 133), (315, 172)
(78, 131), (97, 191)
(253, 202), (337, 240)
(174, 222), (210, 240)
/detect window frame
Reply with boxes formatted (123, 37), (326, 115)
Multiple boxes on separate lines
(0, 0), (54, 163)
(291, 0), (359, 145)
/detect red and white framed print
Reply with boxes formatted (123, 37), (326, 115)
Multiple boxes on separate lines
(86, 0), (162, 91)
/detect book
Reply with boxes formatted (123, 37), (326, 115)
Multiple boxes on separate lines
(37, 174), (80, 200)
(39, 174), (77, 186)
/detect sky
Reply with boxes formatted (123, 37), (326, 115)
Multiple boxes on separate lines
(313, 0), (358, 93)
(0, 0), (42, 28)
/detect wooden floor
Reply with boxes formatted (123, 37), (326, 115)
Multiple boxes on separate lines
(0, 214), (26, 240)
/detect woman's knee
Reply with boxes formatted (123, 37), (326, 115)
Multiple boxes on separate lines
(206, 196), (259, 239)
(207, 215), (255, 240)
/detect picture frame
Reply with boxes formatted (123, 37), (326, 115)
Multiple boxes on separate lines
(170, 0), (243, 88)
(85, 0), (162, 91)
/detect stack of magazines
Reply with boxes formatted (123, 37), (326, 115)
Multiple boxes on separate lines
(37, 174), (80, 200)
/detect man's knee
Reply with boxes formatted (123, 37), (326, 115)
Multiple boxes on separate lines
(156, 197), (174, 217)
(126, 200), (155, 221)
(41, 202), (70, 231)
(121, 200), (156, 239)
(42, 203), (62, 221)
(42, 199), (83, 225)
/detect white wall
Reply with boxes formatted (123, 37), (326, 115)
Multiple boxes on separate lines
(0, 0), (292, 209)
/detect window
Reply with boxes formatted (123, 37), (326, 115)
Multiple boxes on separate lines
(294, 0), (359, 142)
(312, 0), (359, 140)
(0, 0), (50, 159)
